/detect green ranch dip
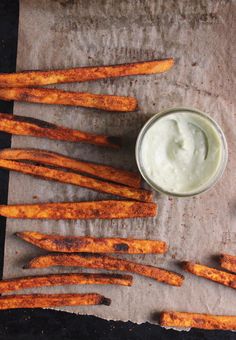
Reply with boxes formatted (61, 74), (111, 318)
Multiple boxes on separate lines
(136, 108), (228, 197)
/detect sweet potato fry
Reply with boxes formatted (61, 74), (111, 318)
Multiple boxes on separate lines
(160, 311), (236, 330)
(0, 87), (137, 112)
(0, 113), (121, 148)
(183, 261), (236, 289)
(0, 293), (111, 310)
(220, 254), (236, 274)
(0, 200), (157, 219)
(16, 231), (167, 254)
(0, 273), (132, 293)
(0, 148), (141, 188)
(0, 159), (152, 202)
(0, 59), (174, 87)
(25, 253), (184, 286)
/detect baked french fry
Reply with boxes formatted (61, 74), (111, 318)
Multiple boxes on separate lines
(0, 113), (121, 148)
(25, 253), (184, 287)
(160, 311), (236, 330)
(0, 293), (111, 310)
(0, 273), (132, 293)
(183, 261), (236, 289)
(0, 87), (137, 112)
(220, 254), (236, 274)
(0, 148), (141, 188)
(0, 59), (174, 87)
(16, 231), (167, 254)
(0, 200), (157, 219)
(0, 159), (152, 202)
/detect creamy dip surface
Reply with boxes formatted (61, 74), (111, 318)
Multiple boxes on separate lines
(140, 111), (223, 194)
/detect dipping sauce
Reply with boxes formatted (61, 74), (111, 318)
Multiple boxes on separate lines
(136, 108), (227, 196)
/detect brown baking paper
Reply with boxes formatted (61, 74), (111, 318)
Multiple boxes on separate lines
(3, 0), (236, 325)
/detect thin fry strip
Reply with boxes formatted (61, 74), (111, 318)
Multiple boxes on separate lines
(0, 159), (152, 202)
(0, 148), (141, 188)
(0, 87), (137, 112)
(0, 273), (132, 293)
(25, 253), (184, 287)
(0, 59), (174, 87)
(160, 311), (236, 330)
(16, 231), (167, 254)
(183, 261), (236, 289)
(0, 113), (121, 149)
(220, 254), (236, 274)
(0, 293), (111, 310)
(0, 200), (157, 219)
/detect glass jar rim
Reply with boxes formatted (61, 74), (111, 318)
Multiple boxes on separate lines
(135, 107), (228, 197)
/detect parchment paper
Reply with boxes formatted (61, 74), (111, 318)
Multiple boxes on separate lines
(3, 0), (236, 325)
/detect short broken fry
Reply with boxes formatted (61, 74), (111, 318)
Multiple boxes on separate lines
(220, 254), (236, 274)
(0, 112), (121, 148)
(0, 59), (174, 87)
(0, 87), (137, 112)
(183, 261), (236, 289)
(0, 159), (152, 202)
(0, 273), (132, 293)
(25, 253), (184, 287)
(0, 148), (141, 188)
(0, 200), (157, 219)
(16, 231), (167, 254)
(160, 311), (236, 330)
(0, 293), (111, 310)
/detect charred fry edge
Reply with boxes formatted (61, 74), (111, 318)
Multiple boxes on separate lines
(0, 293), (111, 310)
(0, 159), (152, 202)
(0, 59), (174, 87)
(0, 273), (133, 293)
(0, 200), (157, 219)
(219, 254), (236, 274)
(183, 261), (236, 289)
(16, 231), (168, 254)
(160, 311), (236, 330)
(0, 87), (138, 112)
(25, 253), (184, 287)
(0, 113), (121, 149)
(0, 148), (141, 188)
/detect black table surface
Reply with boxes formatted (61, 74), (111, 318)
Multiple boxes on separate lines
(0, 2), (235, 339)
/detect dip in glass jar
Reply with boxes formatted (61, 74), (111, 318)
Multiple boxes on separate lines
(136, 108), (228, 197)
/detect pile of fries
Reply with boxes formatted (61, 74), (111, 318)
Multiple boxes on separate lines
(0, 59), (174, 110)
(0, 59), (235, 331)
(0, 228), (184, 310)
(160, 254), (236, 330)
(0, 60), (173, 223)
(0, 227), (184, 309)
(0, 59), (180, 311)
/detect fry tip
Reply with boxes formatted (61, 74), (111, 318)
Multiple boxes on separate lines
(101, 297), (111, 306)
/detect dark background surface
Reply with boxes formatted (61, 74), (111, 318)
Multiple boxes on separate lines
(0, 1), (235, 339)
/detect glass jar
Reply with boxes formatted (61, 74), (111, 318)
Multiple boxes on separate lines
(135, 107), (228, 197)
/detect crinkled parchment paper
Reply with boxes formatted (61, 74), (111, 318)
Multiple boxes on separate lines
(3, 0), (236, 325)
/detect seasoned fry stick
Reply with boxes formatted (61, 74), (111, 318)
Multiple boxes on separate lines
(0, 87), (137, 112)
(0, 273), (132, 293)
(0, 113), (121, 148)
(0, 59), (174, 87)
(0, 200), (157, 219)
(0, 159), (152, 202)
(160, 311), (236, 330)
(0, 293), (111, 310)
(220, 254), (236, 274)
(25, 253), (184, 286)
(16, 231), (167, 254)
(183, 261), (236, 289)
(0, 148), (141, 188)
